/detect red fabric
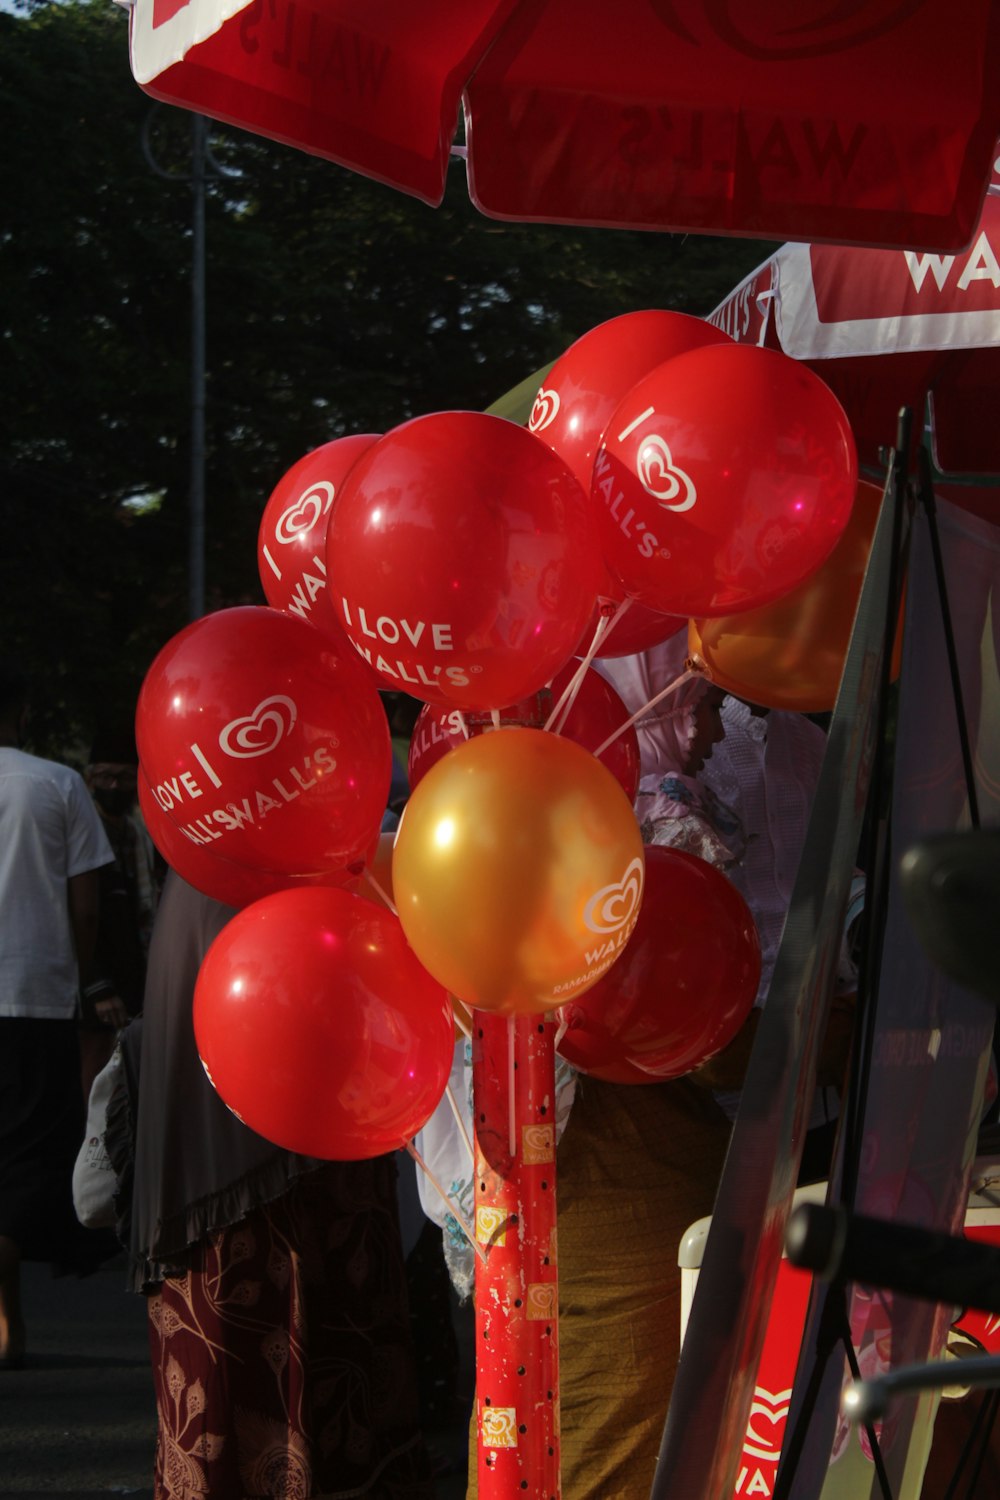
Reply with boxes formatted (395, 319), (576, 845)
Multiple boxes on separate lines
(133, 0), (516, 205)
(466, 0), (1000, 246)
(811, 212), (1000, 325)
(804, 194), (1000, 489)
(129, 0), (1000, 250)
(709, 188), (1000, 518)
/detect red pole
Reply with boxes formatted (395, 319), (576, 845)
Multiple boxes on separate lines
(472, 1011), (560, 1499)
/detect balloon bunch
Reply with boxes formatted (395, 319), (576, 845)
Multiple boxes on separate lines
(134, 600), (456, 1159)
(134, 309), (860, 1160)
(528, 307), (859, 636)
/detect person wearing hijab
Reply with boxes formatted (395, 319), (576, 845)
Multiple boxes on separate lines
(633, 673), (743, 866)
(599, 630), (737, 846)
(108, 872), (434, 1500)
(603, 637), (856, 1172)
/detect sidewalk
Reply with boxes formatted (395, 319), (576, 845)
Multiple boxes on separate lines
(0, 1255), (155, 1499)
(0, 1254), (472, 1499)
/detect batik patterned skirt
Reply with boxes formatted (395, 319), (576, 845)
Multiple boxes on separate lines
(147, 1157), (435, 1500)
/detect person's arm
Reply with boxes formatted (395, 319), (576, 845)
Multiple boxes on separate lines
(68, 868), (100, 977)
(68, 869), (129, 1026)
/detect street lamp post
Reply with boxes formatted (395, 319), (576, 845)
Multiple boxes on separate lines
(143, 107), (233, 621)
(188, 111), (207, 622)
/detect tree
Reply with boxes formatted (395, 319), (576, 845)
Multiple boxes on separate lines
(0, 0), (776, 755)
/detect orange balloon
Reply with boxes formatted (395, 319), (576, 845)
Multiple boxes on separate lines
(392, 728), (645, 1015)
(689, 481), (900, 712)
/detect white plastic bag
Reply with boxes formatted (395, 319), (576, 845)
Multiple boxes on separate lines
(72, 1039), (121, 1229)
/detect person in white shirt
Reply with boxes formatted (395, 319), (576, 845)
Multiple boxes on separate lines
(0, 663), (113, 1369)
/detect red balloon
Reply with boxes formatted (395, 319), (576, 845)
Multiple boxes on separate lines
(583, 597), (687, 660)
(346, 830), (397, 908)
(193, 887), (454, 1159)
(594, 344), (858, 617)
(407, 661), (641, 802)
(136, 606), (391, 880)
(137, 774), (375, 909)
(556, 845), (760, 1082)
(325, 411), (602, 712)
(527, 310), (731, 494)
(257, 434), (379, 645)
(551, 1032), (660, 1086)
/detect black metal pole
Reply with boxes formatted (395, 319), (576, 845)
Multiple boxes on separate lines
(143, 105), (223, 624)
(189, 113), (207, 621)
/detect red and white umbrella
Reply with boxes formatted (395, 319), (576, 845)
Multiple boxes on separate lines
(126, 0), (1000, 250)
(708, 164), (1000, 514)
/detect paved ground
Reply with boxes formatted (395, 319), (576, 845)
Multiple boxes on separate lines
(0, 1254), (472, 1499)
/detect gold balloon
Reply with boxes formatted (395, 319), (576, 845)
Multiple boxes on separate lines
(392, 727), (645, 1015)
(689, 481), (901, 712)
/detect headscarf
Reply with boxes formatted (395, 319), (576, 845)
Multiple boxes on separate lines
(598, 636), (745, 859)
(596, 629), (691, 778)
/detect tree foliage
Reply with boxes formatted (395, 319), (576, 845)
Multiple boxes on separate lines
(1, 0), (777, 755)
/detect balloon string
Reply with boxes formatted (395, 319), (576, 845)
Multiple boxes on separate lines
(587, 594), (633, 660)
(445, 1080), (476, 1165)
(590, 657), (708, 760)
(542, 598), (626, 734)
(543, 660), (586, 735)
(362, 867), (396, 915)
(452, 997), (473, 1039)
(406, 1140), (487, 1265)
(456, 711), (470, 740)
(507, 1014), (517, 1159)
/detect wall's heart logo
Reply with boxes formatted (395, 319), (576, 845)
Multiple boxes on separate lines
(275, 481), (336, 543)
(476, 1205), (509, 1247)
(218, 695), (298, 759)
(582, 856), (644, 934)
(522, 1123), (555, 1165)
(743, 1385), (792, 1461)
(637, 434), (697, 512)
(526, 1283), (557, 1320)
(480, 1406), (518, 1447)
(528, 387), (560, 433)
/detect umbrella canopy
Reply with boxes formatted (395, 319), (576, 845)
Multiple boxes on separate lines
(708, 169), (1000, 515)
(126, 0), (1000, 250)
